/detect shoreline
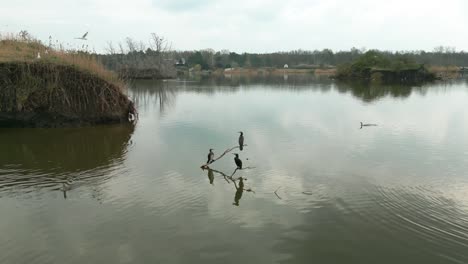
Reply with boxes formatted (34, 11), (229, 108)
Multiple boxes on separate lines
(178, 66), (465, 80)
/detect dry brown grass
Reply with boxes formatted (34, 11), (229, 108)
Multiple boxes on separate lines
(314, 68), (337, 75)
(220, 67), (336, 76)
(427, 65), (460, 73)
(0, 34), (124, 89)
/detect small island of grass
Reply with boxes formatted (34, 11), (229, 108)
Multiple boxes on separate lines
(335, 50), (436, 83)
(0, 34), (135, 127)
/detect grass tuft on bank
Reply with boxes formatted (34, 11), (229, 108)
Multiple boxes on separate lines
(0, 33), (133, 127)
(0, 34), (124, 89)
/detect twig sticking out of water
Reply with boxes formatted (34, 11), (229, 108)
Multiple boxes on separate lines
(209, 167), (255, 182)
(209, 168), (236, 183)
(274, 187), (282, 200)
(208, 168), (256, 193)
(200, 145), (248, 169)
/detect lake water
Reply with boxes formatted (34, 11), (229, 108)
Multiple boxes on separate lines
(1, 75), (468, 264)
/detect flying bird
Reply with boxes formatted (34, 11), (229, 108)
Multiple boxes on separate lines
(75, 31), (88, 40)
(238, 131), (244, 151)
(233, 153), (243, 169)
(360, 122), (378, 129)
(207, 149), (215, 164)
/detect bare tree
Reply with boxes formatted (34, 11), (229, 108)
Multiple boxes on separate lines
(148, 33), (175, 76)
(149, 33), (171, 53)
(118, 42), (125, 54)
(138, 41), (146, 52)
(125, 37), (137, 53)
(105, 41), (116, 55)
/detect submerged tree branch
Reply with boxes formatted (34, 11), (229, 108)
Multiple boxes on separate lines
(274, 187), (282, 200)
(200, 144), (248, 169)
(208, 167), (255, 182)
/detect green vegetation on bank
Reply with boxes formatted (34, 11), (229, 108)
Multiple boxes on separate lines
(335, 51), (436, 83)
(171, 48), (468, 70)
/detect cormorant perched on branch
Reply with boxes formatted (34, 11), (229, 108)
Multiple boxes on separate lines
(238, 131), (244, 151)
(233, 153), (242, 169)
(207, 149), (214, 164)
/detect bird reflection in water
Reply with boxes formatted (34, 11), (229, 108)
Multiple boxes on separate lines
(238, 132), (244, 151)
(233, 177), (244, 206)
(207, 168), (214, 185)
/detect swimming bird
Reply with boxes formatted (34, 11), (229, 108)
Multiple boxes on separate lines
(60, 178), (73, 199)
(61, 177), (73, 191)
(238, 131), (244, 151)
(207, 148), (215, 164)
(360, 122), (378, 129)
(75, 31), (88, 40)
(233, 153), (242, 169)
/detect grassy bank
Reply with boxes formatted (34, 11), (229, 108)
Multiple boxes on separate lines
(0, 35), (133, 127)
(0, 35), (123, 87)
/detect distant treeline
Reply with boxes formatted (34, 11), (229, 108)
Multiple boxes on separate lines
(98, 35), (468, 77)
(172, 47), (468, 69)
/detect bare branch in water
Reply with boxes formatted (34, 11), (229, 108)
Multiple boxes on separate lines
(274, 187), (282, 200)
(208, 168), (235, 183)
(200, 145), (248, 169)
(207, 168), (255, 193)
(208, 167), (254, 181)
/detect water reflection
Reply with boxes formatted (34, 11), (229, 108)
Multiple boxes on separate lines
(233, 177), (244, 206)
(129, 80), (177, 115)
(203, 165), (255, 207)
(0, 125), (134, 195)
(274, 183), (468, 264)
(129, 76), (468, 112)
(207, 168), (214, 185)
(1, 76), (468, 263)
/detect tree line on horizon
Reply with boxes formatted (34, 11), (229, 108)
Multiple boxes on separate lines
(98, 35), (468, 74)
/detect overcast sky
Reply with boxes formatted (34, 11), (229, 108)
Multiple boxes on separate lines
(1, 0), (467, 53)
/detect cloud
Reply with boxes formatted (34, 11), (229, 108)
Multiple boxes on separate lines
(152, 0), (214, 12)
(0, 0), (467, 53)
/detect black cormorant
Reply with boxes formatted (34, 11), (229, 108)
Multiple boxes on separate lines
(233, 153), (242, 169)
(238, 131), (244, 151)
(207, 149), (215, 164)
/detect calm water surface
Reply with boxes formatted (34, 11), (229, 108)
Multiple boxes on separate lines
(1, 76), (468, 264)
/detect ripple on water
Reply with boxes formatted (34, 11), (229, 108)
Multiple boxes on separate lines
(108, 169), (207, 218)
(0, 158), (126, 198)
(372, 185), (468, 262)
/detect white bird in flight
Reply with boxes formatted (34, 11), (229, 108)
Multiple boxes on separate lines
(75, 31), (88, 40)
